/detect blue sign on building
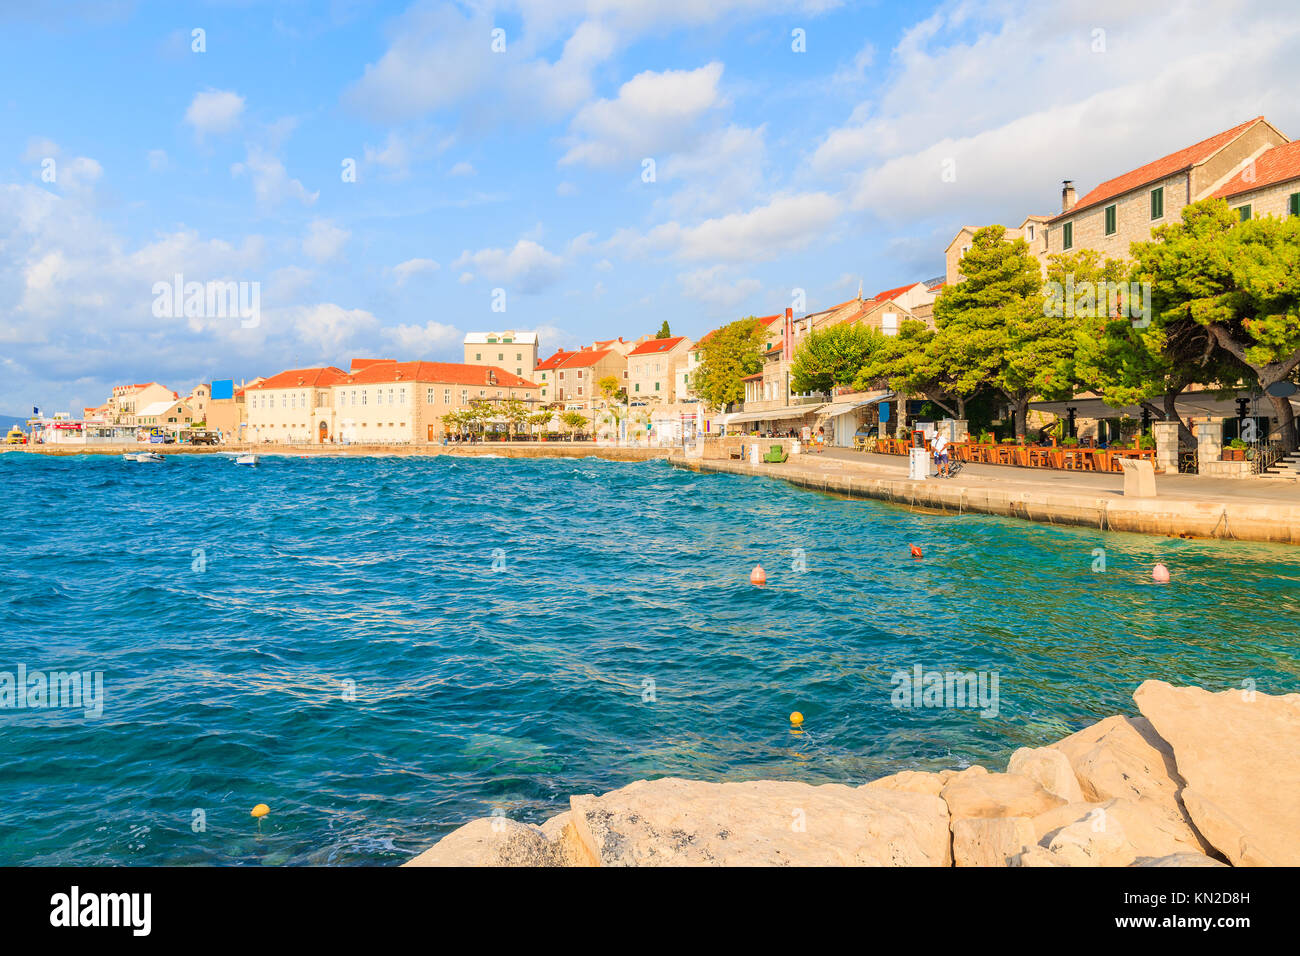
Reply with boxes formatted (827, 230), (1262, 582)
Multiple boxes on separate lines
(211, 379), (234, 400)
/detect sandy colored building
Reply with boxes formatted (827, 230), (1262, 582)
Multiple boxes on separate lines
(246, 366), (349, 443)
(626, 336), (693, 405)
(1210, 138), (1300, 221)
(464, 331), (540, 381)
(135, 398), (195, 432)
(207, 377), (263, 442)
(105, 382), (178, 425)
(1046, 116), (1287, 261)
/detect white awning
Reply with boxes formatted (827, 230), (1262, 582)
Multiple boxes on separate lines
(817, 391), (893, 418)
(724, 403), (826, 425)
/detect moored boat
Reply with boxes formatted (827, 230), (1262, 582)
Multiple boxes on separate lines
(234, 453), (259, 465)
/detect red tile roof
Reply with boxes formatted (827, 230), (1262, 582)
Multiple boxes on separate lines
(628, 336), (687, 355)
(1053, 116), (1266, 221)
(1212, 139), (1300, 199)
(696, 314), (781, 347)
(742, 372), (763, 381)
(535, 349), (576, 371)
(251, 367), (349, 390)
(557, 348), (614, 369)
(350, 358), (395, 371)
(342, 361), (538, 389)
(873, 282), (924, 303)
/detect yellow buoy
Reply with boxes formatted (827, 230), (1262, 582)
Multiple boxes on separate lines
(789, 711), (804, 726)
(251, 803), (270, 818)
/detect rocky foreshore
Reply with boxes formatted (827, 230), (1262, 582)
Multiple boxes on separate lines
(406, 680), (1299, 867)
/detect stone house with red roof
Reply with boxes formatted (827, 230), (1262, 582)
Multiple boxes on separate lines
(247, 359), (541, 444)
(1046, 116), (1287, 261)
(626, 335), (693, 404)
(1210, 138), (1300, 223)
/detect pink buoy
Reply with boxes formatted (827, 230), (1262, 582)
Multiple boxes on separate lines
(1152, 563), (1170, 584)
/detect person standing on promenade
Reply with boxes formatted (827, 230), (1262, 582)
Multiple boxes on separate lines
(933, 430), (951, 478)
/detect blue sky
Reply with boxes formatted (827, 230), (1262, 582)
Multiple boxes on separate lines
(4, 0), (1299, 415)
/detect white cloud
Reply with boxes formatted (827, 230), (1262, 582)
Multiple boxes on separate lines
(231, 146), (318, 207)
(392, 257), (440, 284)
(184, 89), (245, 139)
(556, 181), (578, 196)
(812, 0), (1300, 225)
(345, 7), (615, 127)
(284, 303), (380, 356)
(453, 239), (563, 293)
(364, 130), (413, 177)
(302, 219), (350, 262)
(448, 161), (475, 177)
(678, 265), (761, 309)
(611, 192), (841, 263)
(383, 320), (462, 356)
(560, 62), (726, 167)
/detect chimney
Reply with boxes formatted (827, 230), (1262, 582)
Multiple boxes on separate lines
(1061, 180), (1076, 213)
(785, 307), (793, 319)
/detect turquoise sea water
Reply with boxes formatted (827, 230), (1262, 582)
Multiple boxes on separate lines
(1, 452), (1297, 865)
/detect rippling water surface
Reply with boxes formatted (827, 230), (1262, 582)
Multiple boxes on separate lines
(1, 452), (1296, 865)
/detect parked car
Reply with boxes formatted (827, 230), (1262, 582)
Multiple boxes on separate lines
(187, 430), (221, 445)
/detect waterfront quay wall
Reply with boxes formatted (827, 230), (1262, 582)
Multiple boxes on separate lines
(670, 455), (1300, 546)
(3, 443), (674, 463)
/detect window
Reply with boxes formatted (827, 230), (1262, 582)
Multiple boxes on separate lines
(1103, 204), (1117, 236)
(426, 388), (434, 403)
(497, 353), (504, 361)
(1062, 222), (1073, 250)
(461, 390), (468, 403)
(1290, 192), (1300, 217)
(635, 383), (640, 392)
(655, 382), (660, 391)
(443, 389), (450, 404)
(1026, 224), (1035, 241)
(361, 391), (367, 405)
(1237, 204), (1252, 221)
(400, 389), (406, 404)
(516, 368), (521, 375)
(516, 352), (522, 360)
(474, 353), (481, 361)
(1150, 186), (1164, 220)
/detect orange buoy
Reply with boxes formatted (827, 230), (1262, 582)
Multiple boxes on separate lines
(1152, 563), (1170, 584)
(750, 564), (767, 586)
(910, 545), (923, 559)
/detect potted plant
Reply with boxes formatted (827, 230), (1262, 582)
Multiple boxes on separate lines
(1224, 438), (1248, 461)
(1061, 436), (1079, 448)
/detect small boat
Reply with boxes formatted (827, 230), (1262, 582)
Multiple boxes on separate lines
(123, 452), (164, 462)
(234, 454), (259, 465)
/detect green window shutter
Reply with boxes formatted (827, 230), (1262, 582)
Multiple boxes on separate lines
(1104, 204), (1117, 236)
(1063, 222), (1073, 250)
(1289, 192), (1299, 216)
(1238, 205), (1252, 222)
(1150, 187), (1164, 219)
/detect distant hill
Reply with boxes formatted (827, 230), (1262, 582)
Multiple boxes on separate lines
(0, 414), (29, 432)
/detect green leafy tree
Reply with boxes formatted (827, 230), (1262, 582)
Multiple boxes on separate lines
(527, 411), (551, 436)
(791, 321), (888, 394)
(932, 225), (1072, 437)
(500, 398), (529, 439)
(693, 317), (765, 409)
(854, 319), (980, 421)
(655, 320), (672, 339)
(1061, 249), (1243, 444)
(597, 375), (624, 436)
(1130, 198), (1300, 449)
(560, 410), (587, 440)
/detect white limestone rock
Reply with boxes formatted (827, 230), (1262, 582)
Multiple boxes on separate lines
(1134, 680), (1300, 866)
